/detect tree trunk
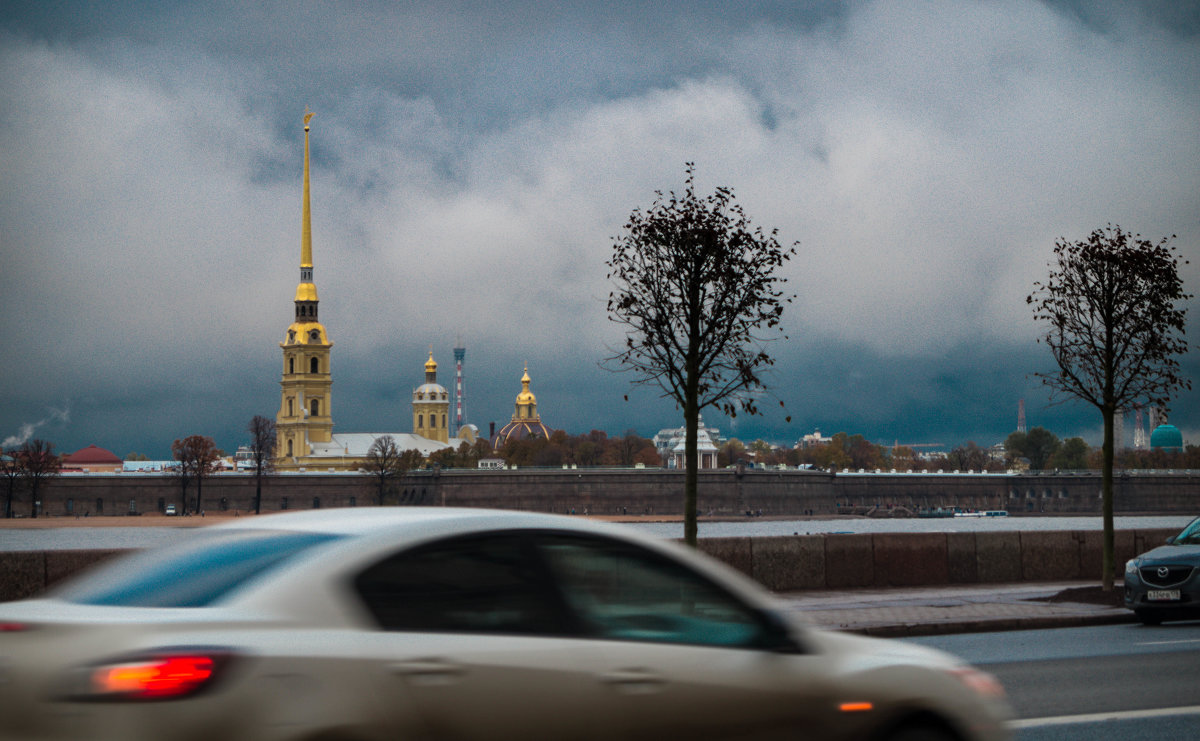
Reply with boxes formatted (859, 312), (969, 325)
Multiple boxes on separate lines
(683, 357), (700, 547)
(195, 476), (203, 515)
(1101, 407), (1115, 591)
(29, 480), (38, 519)
(254, 471), (262, 515)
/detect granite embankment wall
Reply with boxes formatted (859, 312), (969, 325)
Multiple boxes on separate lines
(697, 528), (1177, 592)
(18, 468), (1200, 518)
(0, 529), (1177, 602)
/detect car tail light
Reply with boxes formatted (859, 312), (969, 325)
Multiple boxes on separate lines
(67, 649), (234, 701)
(0, 622), (30, 632)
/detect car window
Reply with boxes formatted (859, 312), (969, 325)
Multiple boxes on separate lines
(535, 535), (766, 648)
(58, 530), (341, 608)
(354, 534), (569, 635)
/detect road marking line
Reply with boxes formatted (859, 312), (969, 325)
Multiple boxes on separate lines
(1011, 705), (1200, 728)
(1135, 638), (1200, 646)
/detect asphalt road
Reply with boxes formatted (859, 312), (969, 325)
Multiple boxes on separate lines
(906, 621), (1200, 740)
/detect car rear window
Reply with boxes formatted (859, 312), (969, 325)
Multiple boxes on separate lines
(57, 530), (342, 607)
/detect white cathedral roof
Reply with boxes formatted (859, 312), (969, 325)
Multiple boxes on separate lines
(672, 426), (719, 453)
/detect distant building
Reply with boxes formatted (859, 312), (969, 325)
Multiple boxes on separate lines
(1150, 424), (1184, 453)
(796, 429), (832, 448)
(493, 366), (555, 448)
(654, 416), (725, 468)
(61, 445), (123, 473)
(669, 426), (720, 470)
(413, 351), (451, 444)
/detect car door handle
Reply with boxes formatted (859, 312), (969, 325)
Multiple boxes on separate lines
(389, 658), (465, 685)
(599, 668), (666, 694)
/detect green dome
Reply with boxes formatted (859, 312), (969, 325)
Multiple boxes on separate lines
(1150, 424), (1183, 451)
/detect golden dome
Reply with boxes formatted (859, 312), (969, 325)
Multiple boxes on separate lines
(515, 364), (536, 405)
(294, 282), (319, 302)
(282, 321), (330, 346)
(425, 350), (438, 374)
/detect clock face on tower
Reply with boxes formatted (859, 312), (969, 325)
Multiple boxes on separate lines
(310, 329), (321, 342)
(288, 330), (296, 343)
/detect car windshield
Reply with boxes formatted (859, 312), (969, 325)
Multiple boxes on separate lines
(1174, 517), (1200, 545)
(56, 529), (342, 607)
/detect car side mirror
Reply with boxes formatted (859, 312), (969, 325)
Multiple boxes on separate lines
(1166, 535), (1176, 545)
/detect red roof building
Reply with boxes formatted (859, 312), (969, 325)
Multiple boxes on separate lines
(62, 444), (124, 473)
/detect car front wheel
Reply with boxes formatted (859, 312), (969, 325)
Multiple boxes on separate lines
(883, 723), (959, 741)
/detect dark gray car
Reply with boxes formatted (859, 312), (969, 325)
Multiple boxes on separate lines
(1125, 516), (1200, 625)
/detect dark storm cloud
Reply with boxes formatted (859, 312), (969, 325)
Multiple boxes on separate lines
(1, 1), (1197, 458)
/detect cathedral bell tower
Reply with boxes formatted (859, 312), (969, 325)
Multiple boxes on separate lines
(277, 110), (333, 464)
(413, 350), (450, 444)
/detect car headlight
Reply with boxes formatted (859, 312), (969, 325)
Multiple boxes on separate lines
(1126, 560), (1140, 575)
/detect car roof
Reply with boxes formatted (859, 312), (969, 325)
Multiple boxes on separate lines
(211, 507), (641, 540)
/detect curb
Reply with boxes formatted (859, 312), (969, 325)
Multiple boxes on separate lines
(838, 611), (1137, 638)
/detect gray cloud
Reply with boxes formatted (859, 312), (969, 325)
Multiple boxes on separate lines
(1, 1), (1197, 458)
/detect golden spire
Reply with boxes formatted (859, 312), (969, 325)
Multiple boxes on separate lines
(294, 108), (318, 304)
(301, 107), (314, 270)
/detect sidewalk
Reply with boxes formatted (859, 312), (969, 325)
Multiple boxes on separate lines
(779, 581), (1135, 637)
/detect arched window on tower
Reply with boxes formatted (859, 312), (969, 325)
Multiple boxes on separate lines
(311, 399), (320, 417)
(418, 414), (424, 428)
(310, 357), (319, 374)
(442, 414), (447, 429)
(288, 398), (294, 416)
(287, 439), (294, 456)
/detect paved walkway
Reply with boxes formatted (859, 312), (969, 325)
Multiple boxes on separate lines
(779, 581), (1134, 637)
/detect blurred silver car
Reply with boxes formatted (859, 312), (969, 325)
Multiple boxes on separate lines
(0, 508), (1010, 740)
(1125, 515), (1200, 625)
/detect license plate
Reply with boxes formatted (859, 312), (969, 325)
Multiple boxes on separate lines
(1147, 590), (1181, 601)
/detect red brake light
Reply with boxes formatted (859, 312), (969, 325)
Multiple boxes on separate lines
(78, 651), (232, 701)
(0, 622), (29, 632)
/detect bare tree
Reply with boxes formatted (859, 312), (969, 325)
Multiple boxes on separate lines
(16, 439), (61, 518)
(364, 436), (408, 506)
(247, 415), (277, 515)
(1029, 224), (1191, 590)
(169, 453), (191, 514)
(2, 447), (22, 518)
(172, 435), (221, 515)
(606, 164), (796, 546)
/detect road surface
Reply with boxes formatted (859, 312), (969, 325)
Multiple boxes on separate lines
(908, 621), (1200, 740)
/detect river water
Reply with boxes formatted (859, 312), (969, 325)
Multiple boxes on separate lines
(0, 515), (1193, 552)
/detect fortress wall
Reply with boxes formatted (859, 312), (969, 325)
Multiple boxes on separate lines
(16, 468), (1199, 518)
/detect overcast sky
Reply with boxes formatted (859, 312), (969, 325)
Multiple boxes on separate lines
(2, 0), (1197, 460)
